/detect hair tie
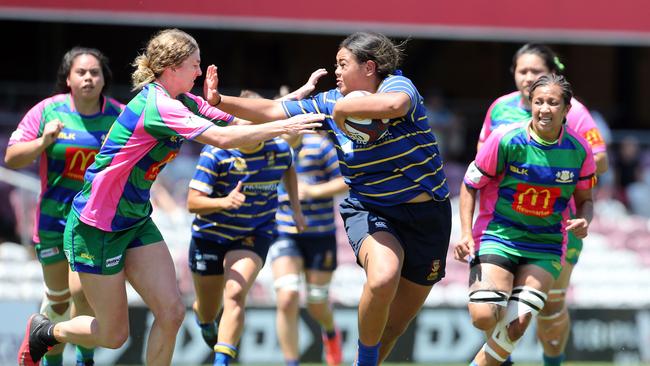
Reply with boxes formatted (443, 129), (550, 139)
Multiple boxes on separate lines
(553, 57), (565, 72)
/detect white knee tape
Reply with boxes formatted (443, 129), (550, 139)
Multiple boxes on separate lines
(469, 289), (509, 307)
(507, 286), (547, 321)
(546, 288), (567, 303)
(40, 296), (71, 323)
(45, 285), (71, 298)
(306, 284), (330, 303)
(274, 274), (301, 292)
(487, 286), (547, 361)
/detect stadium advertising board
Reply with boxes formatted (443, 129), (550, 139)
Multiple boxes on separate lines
(4, 305), (641, 365)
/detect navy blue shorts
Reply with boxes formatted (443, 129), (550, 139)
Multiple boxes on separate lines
(339, 196), (451, 285)
(268, 234), (337, 272)
(188, 235), (272, 276)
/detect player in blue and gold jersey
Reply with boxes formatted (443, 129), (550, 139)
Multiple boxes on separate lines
(187, 137), (305, 366)
(207, 31), (452, 366)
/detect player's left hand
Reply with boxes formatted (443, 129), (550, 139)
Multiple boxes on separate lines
(566, 218), (589, 239)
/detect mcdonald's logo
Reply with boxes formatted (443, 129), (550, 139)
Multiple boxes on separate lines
(63, 147), (98, 181)
(144, 151), (178, 180)
(512, 183), (561, 217)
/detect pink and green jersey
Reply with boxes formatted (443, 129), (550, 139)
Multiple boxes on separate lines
(8, 94), (123, 243)
(464, 122), (596, 260)
(72, 83), (233, 232)
(479, 91), (607, 155)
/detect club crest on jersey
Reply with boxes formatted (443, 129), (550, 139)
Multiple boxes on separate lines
(555, 170), (574, 183)
(233, 157), (247, 171)
(242, 236), (255, 247)
(427, 260), (441, 281)
(265, 151), (276, 166)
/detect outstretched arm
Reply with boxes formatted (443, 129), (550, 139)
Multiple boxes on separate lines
(194, 113), (323, 150)
(203, 64), (287, 122)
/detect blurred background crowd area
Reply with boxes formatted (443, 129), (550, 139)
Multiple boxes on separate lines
(1, 2), (650, 310)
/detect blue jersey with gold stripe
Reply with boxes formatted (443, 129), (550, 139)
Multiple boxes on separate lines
(277, 134), (341, 237)
(282, 75), (448, 206)
(189, 138), (292, 243)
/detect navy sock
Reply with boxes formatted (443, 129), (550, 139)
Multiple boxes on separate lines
(286, 359), (299, 366)
(543, 354), (564, 366)
(356, 340), (379, 366)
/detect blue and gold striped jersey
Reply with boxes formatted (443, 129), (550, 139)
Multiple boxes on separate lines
(277, 134), (341, 237)
(189, 138), (292, 243)
(282, 75), (448, 206)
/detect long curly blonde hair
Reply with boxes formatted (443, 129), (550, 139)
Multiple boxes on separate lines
(131, 29), (199, 91)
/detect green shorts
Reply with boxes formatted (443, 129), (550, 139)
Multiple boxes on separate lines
(476, 241), (562, 279)
(63, 212), (163, 275)
(564, 231), (583, 265)
(34, 232), (67, 265)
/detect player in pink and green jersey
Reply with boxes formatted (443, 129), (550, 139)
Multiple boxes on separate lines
(6, 47), (122, 366)
(454, 74), (596, 366)
(477, 44), (609, 366)
(17, 28), (323, 366)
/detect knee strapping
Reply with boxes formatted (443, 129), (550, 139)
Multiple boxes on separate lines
(40, 287), (71, 323)
(469, 289), (509, 307)
(307, 283), (330, 303)
(274, 274), (300, 292)
(537, 306), (570, 346)
(546, 288), (567, 303)
(485, 286), (547, 362)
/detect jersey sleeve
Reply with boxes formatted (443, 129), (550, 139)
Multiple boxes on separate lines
(178, 93), (235, 126)
(377, 75), (417, 114)
(149, 94), (214, 140)
(478, 99), (499, 145)
(189, 147), (223, 195)
(8, 100), (47, 145)
(575, 137), (597, 191)
(567, 101), (607, 155)
(464, 128), (506, 189)
(281, 94), (323, 117)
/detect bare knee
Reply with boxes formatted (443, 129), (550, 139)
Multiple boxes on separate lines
(469, 304), (500, 331)
(276, 291), (300, 314)
(153, 300), (185, 331)
(224, 281), (248, 306)
(365, 271), (400, 300)
(101, 328), (129, 349)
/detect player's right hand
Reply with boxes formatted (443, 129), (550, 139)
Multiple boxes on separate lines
(40, 119), (64, 147)
(453, 235), (475, 263)
(283, 113), (324, 136)
(222, 181), (245, 210)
